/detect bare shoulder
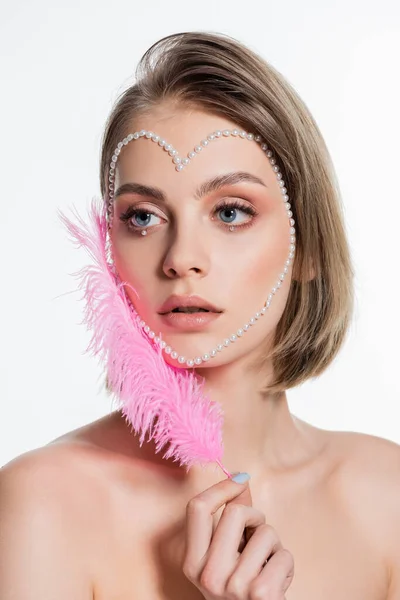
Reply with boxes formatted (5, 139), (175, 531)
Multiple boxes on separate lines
(0, 441), (114, 545)
(328, 429), (400, 590)
(1, 439), (107, 507)
(0, 443), (108, 599)
(329, 428), (400, 495)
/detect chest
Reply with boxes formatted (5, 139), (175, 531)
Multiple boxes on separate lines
(93, 490), (388, 600)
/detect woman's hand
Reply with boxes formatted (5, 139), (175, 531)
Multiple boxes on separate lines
(182, 473), (294, 599)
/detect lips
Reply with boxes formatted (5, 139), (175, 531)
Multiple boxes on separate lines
(158, 294), (223, 315)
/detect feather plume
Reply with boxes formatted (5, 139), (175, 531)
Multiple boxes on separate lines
(58, 198), (230, 476)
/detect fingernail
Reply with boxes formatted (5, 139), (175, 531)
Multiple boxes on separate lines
(231, 472), (251, 484)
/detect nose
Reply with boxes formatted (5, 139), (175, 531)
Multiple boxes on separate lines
(162, 220), (211, 279)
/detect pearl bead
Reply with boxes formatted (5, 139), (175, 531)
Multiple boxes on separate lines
(144, 325), (150, 333)
(171, 351), (178, 359)
(160, 341), (166, 349)
(194, 357), (202, 365)
(186, 359), (194, 367)
(249, 318), (256, 325)
(173, 156), (181, 164)
(149, 331), (155, 338)
(237, 329), (243, 336)
(230, 334), (237, 342)
(217, 344), (223, 351)
(223, 339), (230, 346)
(210, 349), (217, 357)
(202, 354), (210, 361)
(165, 346), (171, 354)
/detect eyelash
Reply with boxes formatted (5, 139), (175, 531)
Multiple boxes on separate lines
(119, 199), (258, 235)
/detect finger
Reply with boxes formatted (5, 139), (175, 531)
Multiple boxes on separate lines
(250, 548), (295, 599)
(226, 524), (283, 594)
(207, 503), (266, 570)
(183, 476), (251, 577)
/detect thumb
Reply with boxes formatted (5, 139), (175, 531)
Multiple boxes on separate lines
(228, 473), (253, 552)
(228, 473), (253, 507)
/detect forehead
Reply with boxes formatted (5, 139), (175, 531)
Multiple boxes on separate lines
(114, 105), (276, 195)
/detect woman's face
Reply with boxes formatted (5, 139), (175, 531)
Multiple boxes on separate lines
(110, 104), (294, 369)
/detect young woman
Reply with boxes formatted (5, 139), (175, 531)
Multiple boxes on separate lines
(1, 31), (399, 600)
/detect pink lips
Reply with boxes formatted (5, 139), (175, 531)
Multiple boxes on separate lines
(158, 294), (223, 315)
(157, 294), (223, 331)
(159, 311), (222, 331)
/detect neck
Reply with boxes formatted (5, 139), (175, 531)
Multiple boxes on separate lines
(185, 354), (318, 488)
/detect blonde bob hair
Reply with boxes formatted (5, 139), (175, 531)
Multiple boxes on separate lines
(99, 31), (354, 395)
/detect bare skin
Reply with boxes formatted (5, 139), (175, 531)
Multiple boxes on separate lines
(1, 103), (400, 597)
(1, 409), (400, 599)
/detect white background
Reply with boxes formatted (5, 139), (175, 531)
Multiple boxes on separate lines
(1, 0), (399, 467)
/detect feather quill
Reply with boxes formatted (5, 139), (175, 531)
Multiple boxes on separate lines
(58, 197), (230, 476)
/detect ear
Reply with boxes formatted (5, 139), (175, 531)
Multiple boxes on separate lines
(304, 257), (316, 282)
(292, 256), (316, 283)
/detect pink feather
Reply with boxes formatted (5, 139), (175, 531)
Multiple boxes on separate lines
(58, 197), (230, 476)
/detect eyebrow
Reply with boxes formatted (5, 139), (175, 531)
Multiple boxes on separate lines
(114, 171), (268, 203)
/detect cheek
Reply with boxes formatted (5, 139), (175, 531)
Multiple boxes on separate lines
(231, 214), (291, 295)
(110, 234), (155, 303)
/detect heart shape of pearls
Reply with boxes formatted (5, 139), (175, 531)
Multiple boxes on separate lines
(106, 127), (296, 368)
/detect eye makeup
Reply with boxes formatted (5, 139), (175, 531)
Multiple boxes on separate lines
(119, 198), (259, 235)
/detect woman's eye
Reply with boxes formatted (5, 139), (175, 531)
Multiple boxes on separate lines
(120, 209), (163, 231)
(217, 206), (251, 225)
(214, 201), (257, 228)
